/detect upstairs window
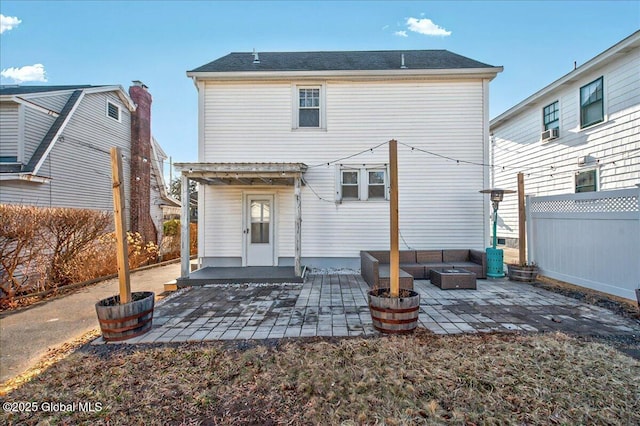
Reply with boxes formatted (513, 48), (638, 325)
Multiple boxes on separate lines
(107, 101), (121, 122)
(580, 77), (603, 128)
(293, 84), (325, 129)
(575, 169), (597, 193)
(543, 101), (559, 130)
(299, 88), (320, 127)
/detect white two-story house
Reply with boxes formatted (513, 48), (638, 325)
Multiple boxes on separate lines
(178, 50), (502, 279)
(490, 30), (640, 247)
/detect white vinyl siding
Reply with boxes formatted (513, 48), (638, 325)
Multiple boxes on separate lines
(0, 92), (131, 216)
(199, 79), (488, 260)
(491, 46), (640, 242)
(0, 102), (19, 160)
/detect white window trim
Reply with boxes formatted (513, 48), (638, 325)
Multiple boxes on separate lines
(292, 83), (326, 130)
(574, 166), (599, 193)
(578, 76), (607, 131)
(106, 100), (122, 122)
(335, 165), (389, 202)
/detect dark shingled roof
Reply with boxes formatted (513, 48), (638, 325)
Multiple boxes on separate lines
(189, 50), (497, 73)
(0, 85), (104, 95)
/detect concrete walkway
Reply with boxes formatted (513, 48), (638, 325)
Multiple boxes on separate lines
(107, 274), (640, 344)
(0, 263), (179, 383)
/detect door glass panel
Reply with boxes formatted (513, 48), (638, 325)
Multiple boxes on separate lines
(250, 200), (270, 243)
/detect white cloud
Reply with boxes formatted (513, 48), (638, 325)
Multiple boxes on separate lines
(382, 24), (389, 30)
(394, 31), (408, 38)
(1, 64), (47, 83)
(0, 14), (22, 34)
(406, 17), (451, 36)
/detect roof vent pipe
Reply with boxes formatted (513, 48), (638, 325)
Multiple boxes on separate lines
(400, 54), (407, 69)
(253, 48), (260, 64)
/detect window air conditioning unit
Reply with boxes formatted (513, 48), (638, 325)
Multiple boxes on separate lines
(541, 128), (559, 142)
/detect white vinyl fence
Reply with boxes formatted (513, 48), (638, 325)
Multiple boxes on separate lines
(526, 188), (640, 300)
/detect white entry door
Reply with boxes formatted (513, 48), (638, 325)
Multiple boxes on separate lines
(245, 195), (274, 266)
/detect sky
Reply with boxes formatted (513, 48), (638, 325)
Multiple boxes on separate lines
(1, 1), (638, 180)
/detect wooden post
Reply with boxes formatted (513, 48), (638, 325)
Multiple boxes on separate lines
(389, 139), (400, 297)
(110, 147), (131, 304)
(518, 172), (526, 266)
(294, 175), (302, 277)
(180, 173), (191, 278)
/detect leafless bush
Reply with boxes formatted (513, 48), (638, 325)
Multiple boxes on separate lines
(41, 208), (112, 287)
(0, 205), (46, 299)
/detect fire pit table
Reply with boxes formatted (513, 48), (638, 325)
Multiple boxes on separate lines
(431, 269), (476, 290)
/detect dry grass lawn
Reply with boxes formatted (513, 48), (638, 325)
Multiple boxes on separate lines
(1, 331), (638, 425)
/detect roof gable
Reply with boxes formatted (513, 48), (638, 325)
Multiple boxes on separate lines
(0, 85), (98, 95)
(189, 50), (498, 73)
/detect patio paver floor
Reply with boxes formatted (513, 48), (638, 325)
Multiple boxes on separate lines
(96, 274), (640, 344)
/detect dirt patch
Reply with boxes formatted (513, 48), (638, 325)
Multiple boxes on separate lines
(1, 331), (638, 425)
(533, 276), (640, 320)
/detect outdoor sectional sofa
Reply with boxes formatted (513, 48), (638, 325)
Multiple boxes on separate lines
(360, 249), (487, 289)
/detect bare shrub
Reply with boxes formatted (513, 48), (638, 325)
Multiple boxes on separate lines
(40, 208), (112, 287)
(158, 221), (198, 260)
(127, 231), (159, 269)
(190, 223), (197, 255)
(0, 205), (46, 299)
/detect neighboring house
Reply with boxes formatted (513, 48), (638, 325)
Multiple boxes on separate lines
(0, 82), (176, 244)
(490, 30), (640, 248)
(150, 136), (181, 239)
(178, 50), (502, 277)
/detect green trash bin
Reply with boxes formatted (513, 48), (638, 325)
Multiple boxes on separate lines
(486, 247), (505, 278)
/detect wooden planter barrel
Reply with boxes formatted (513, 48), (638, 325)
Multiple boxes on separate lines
(507, 264), (539, 282)
(96, 291), (155, 342)
(368, 288), (420, 334)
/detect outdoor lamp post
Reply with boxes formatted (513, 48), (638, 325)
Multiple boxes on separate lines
(480, 188), (515, 278)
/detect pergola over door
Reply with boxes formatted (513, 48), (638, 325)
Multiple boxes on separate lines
(173, 162), (308, 279)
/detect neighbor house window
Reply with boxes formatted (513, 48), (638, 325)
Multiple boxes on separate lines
(543, 101), (559, 130)
(0, 156), (18, 163)
(107, 101), (121, 122)
(575, 169), (597, 193)
(580, 77), (604, 128)
(338, 166), (388, 201)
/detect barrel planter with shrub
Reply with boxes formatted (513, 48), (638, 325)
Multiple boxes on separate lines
(507, 263), (539, 282)
(96, 291), (155, 342)
(368, 288), (420, 334)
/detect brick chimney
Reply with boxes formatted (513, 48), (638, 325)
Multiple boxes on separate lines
(129, 81), (156, 243)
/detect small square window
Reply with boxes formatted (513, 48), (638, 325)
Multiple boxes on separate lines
(341, 171), (359, 200)
(543, 101), (559, 131)
(575, 169), (597, 193)
(580, 77), (603, 128)
(107, 101), (120, 121)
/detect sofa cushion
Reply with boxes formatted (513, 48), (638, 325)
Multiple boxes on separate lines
(378, 265), (414, 290)
(399, 263), (425, 279)
(443, 250), (470, 262)
(368, 251), (390, 263)
(416, 250), (442, 263)
(399, 250), (416, 263)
